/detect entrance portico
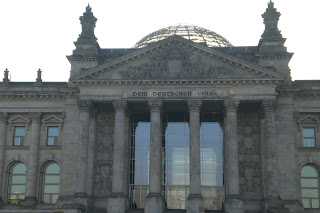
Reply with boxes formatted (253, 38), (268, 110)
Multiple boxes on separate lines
(74, 92), (282, 213)
(71, 28), (286, 213)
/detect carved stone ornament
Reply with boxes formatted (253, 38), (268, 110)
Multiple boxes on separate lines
(238, 112), (262, 199)
(187, 100), (202, 112)
(77, 100), (94, 112)
(94, 111), (114, 195)
(28, 112), (42, 123)
(120, 46), (235, 80)
(148, 100), (163, 111)
(112, 100), (127, 112)
(0, 112), (8, 122)
(261, 99), (278, 112)
(224, 99), (240, 112)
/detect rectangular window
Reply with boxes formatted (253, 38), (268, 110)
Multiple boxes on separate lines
(47, 127), (59, 146)
(13, 127), (25, 146)
(303, 127), (316, 147)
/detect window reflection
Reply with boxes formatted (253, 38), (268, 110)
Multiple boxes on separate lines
(129, 113), (150, 209)
(42, 163), (60, 204)
(129, 111), (224, 210)
(163, 122), (190, 209)
(301, 165), (320, 209)
(8, 163), (26, 204)
(200, 121), (224, 210)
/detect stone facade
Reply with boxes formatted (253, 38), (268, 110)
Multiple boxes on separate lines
(0, 2), (319, 213)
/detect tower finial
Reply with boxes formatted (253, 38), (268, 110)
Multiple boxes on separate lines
(3, 68), (9, 84)
(260, 0), (282, 41)
(73, 4), (99, 55)
(35, 68), (42, 85)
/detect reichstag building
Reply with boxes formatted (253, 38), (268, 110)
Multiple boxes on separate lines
(0, 1), (319, 213)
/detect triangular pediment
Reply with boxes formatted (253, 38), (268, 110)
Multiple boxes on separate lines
(298, 115), (320, 124)
(71, 35), (284, 82)
(41, 114), (64, 123)
(8, 115), (30, 123)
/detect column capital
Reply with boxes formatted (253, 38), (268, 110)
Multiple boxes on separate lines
(0, 112), (8, 123)
(148, 100), (163, 112)
(187, 100), (202, 112)
(77, 100), (94, 112)
(28, 112), (42, 123)
(261, 99), (278, 112)
(112, 100), (127, 112)
(224, 99), (240, 112)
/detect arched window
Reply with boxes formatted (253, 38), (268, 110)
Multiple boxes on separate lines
(8, 163), (26, 204)
(301, 165), (320, 208)
(42, 163), (60, 204)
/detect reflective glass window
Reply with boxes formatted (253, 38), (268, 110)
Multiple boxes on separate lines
(129, 113), (150, 209)
(303, 127), (316, 147)
(42, 163), (60, 204)
(163, 121), (190, 210)
(47, 127), (59, 146)
(200, 119), (224, 210)
(301, 165), (320, 209)
(13, 127), (25, 146)
(8, 163), (26, 204)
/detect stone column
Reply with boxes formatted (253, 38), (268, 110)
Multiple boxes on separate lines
(0, 113), (8, 203)
(186, 100), (204, 213)
(24, 112), (41, 204)
(223, 99), (243, 213)
(107, 100), (128, 213)
(261, 100), (288, 212)
(145, 100), (164, 213)
(75, 100), (93, 196)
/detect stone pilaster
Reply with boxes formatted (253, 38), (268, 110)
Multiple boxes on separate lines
(145, 100), (164, 213)
(0, 113), (8, 203)
(186, 100), (204, 213)
(24, 112), (42, 206)
(69, 100), (94, 210)
(107, 100), (128, 213)
(224, 99), (244, 213)
(75, 100), (93, 197)
(261, 99), (289, 212)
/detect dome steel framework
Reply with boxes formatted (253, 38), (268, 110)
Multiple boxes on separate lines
(134, 24), (233, 48)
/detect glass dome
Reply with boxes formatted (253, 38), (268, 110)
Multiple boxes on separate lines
(134, 24), (233, 48)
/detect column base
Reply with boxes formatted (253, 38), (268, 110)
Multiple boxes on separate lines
(186, 194), (204, 213)
(55, 195), (87, 212)
(21, 196), (37, 207)
(145, 193), (164, 213)
(283, 200), (305, 213)
(262, 197), (290, 213)
(224, 195), (244, 213)
(107, 194), (128, 213)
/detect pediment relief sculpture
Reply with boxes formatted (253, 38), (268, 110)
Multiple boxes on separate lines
(120, 49), (237, 80)
(97, 46), (260, 80)
(73, 37), (284, 82)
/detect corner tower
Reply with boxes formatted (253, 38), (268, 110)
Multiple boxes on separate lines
(68, 4), (100, 79)
(257, 1), (293, 83)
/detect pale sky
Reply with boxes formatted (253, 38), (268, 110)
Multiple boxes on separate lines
(0, 0), (319, 82)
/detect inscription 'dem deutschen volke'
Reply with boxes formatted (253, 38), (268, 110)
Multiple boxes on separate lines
(130, 90), (226, 98)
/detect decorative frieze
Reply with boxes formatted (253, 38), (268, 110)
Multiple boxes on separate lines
(112, 100), (127, 112)
(187, 100), (202, 112)
(0, 112), (8, 122)
(148, 100), (163, 111)
(224, 99), (240, 112)
(261, 99), (278, 112)
(77, 100), (94, 112)
(28, 112), (42, 123)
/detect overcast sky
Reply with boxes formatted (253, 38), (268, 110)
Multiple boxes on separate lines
(1, 0), (319, 82)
